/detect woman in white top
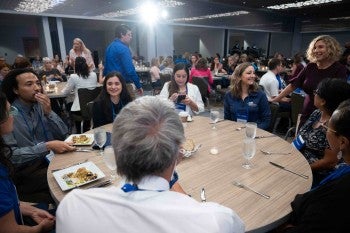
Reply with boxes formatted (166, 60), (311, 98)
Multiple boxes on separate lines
(62, 57), (97, 133)
(69, 38), (95, 71)
(150, 58), (161, 89)
(159, 63), (204, 116)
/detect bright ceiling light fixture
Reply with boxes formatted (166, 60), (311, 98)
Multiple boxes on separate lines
(267, 0), (342, 10)
(15, 0), (66, 13)
(173, 11), (249, 22)
(139, 2), (159, 24)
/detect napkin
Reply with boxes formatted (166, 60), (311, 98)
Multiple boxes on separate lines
(92, 132), (112, 150)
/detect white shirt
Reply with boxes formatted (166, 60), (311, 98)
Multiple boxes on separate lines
(57, 175), (245, 233)
(61, 72), (97, 111)
(259, 70), (279, 101)
(158, 82), (205, 115)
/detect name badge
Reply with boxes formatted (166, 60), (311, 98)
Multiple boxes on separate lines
(292, 135), (305, 150)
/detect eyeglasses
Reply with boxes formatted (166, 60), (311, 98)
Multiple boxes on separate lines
(313, 89), (320, 96)
(320, 122), (337, 134)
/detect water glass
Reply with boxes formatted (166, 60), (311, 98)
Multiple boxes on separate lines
(245, 122), (257, 139)
(210, 110), (220, 129)
(242, 138), (256, 169)
(94, 128), (107, 155)
(103, 146), (117, 181)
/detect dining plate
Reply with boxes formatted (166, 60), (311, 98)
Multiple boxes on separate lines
(52, 161), (105, 191)
(65, 134), (94, 146)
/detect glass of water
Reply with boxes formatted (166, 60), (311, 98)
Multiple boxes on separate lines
(242, 138), (256, 169)
(245, 122), (257, 139)
(103, 146), (117, 181)
(94, 128), (107, 155)
(210, 109), (220, 129)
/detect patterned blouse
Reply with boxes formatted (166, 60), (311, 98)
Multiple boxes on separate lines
(298, 109), (333, 176)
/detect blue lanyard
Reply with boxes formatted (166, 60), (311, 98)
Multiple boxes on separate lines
(17, 106), (48, 142)
(111, 100), (123, 121)
(314, 164), (350, 190)
(121, 172), (179, 193)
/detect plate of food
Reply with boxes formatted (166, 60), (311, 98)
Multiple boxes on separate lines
(52, 161), (105, 191)
(65, 134), (94, 146)
(182, 139), (202, 158)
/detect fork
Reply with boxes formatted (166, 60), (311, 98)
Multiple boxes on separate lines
(233, 181), (270, 199)
(260, 149), (291, 155)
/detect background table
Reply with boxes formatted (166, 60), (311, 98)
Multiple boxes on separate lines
(48, 117), (312, 232)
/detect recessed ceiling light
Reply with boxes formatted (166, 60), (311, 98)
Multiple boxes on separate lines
(173, 11), (249, 22)
(267, 0), (342, 10)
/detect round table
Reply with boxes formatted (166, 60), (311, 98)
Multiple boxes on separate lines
(48, 116), (312, 232)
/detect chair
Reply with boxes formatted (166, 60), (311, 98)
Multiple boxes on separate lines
(153, 73), (171, 95)
(191, 76), (210, 107)
(269, 103), (291, 133)
(73, 86), (102, 133)
(284, 92), (305, 140)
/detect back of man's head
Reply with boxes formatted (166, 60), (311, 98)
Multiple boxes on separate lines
(115, 24), (131, 39)
(112, 96), (184, 183)
(268, 58), (281, 71)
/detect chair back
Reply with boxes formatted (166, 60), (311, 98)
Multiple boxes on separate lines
(159, 73), (171, 86)
(78, 86), (102, 120)
(192, 76), (209, 106)
(290, 92), (305, 126)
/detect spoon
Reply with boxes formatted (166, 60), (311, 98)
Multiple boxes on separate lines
(260, 149), (291, 155)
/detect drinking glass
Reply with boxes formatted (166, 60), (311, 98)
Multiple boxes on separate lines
(94, 128), (107, 155)
(210, 110), (220, 129)
(245, 122), (257, 139)
(242, 138), (256, 169)
(103, 146), (117, 181)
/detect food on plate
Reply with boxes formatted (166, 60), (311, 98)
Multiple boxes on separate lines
(62, 167), (98, 186)
(183, 139), (195, 151)
(72, 134), (90, 144)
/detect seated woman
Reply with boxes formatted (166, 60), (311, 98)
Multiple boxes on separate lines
(159, 63), (204, 116)
(293, 79), (350, 186)
(0, 92), (55, 233)
(281, 99), (350, 232)
(92, 72), (132, 128)
(210, 55), (227, 75)
(149, 58), (161, 89)
(61, 57), (97, 133)
(224, 62), (271, 130)
(189, 57), (213, 93)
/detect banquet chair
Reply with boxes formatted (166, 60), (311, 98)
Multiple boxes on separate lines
(153, 73), (171, 95)
(284, 92), (305, 140)
(73, 86), (102, 133)
(192, 76), (210, 107)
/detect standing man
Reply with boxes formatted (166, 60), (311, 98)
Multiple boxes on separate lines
(104, 24), (143, 98)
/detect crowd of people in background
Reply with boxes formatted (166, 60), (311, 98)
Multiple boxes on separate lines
(1, 30), (350, 232)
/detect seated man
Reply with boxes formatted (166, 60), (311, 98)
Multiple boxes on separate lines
(57, 96), (245, 233)
(38, 57), (64, 82)
(1, 68), (75, 203)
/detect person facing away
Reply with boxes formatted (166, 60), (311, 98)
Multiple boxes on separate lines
(224, 62), (271, 130)
(1, 68), (75, 203)
(272, 35), (347, 126)
(293, 78), (350, 187)
(92, 71), (132, 128)
(0, 92), (55, 233)
(61, 56), (98, 133)
(57, 96), (245, 233)
(280, 99), (350, 233)
(104, 24), (143, 98)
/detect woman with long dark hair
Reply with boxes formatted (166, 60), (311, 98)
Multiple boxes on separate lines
(92, 72), (132, 128)
(62, 56), (97, 133)
(0, 92), (55, 232)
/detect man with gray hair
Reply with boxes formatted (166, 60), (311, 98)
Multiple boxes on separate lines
(57, 96), (244, 233)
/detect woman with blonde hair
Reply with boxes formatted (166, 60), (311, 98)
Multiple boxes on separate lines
(224, 62), (270, 129)
(69, 38), (95, 71)
(273, 35), (347, 125)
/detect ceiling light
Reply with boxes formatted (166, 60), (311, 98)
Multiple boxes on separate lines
(267, 0), (342, 10)
(173, 11), (249, 22)
(15, 0), (66, 13)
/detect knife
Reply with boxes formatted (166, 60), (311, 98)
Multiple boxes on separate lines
(255, 135), (277, 139)
(51, 159), (88, 172)
(200, 188), (206, 202)
(85, 179), (113, 189)
(269, 161), (309, 179)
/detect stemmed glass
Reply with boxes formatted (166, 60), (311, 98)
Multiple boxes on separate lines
(210, 109), (220, 129)
(245, 122), (257, 139)
(103, 146), (117, 181)
(242, 138), (256, 169)
(94, 128), (107, 155)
